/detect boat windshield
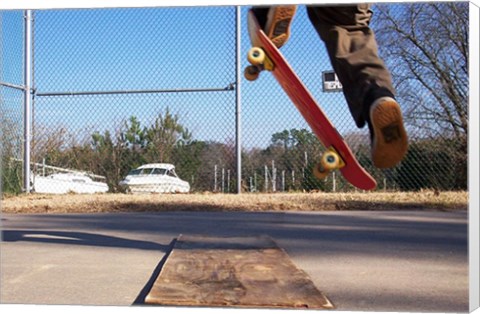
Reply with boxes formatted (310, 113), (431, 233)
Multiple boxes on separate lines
(127, 169), (143, 176)
(128, 168), (168, 176)
(152, 168), (167, 175)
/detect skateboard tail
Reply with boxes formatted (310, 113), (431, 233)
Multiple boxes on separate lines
(340, 167), (376, 190)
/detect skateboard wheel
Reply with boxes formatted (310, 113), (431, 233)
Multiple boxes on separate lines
(313, 163), (329, 180)
(244, 65), (260, 81)
(247, 47), (266, 66)
(321, 151), (340, 171)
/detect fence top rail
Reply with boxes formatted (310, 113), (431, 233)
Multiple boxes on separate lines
(35, 85), (236, 97)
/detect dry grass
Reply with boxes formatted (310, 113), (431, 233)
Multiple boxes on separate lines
(0, 190), (468, 214)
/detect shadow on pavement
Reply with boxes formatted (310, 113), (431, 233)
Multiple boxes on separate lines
(2, 229), (170, 252)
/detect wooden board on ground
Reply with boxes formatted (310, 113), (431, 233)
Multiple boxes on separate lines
(145, 235), (334, 309)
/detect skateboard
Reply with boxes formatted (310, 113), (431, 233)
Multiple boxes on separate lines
(245, 9), (377, 191)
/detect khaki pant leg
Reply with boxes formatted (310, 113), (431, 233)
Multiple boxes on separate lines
(306, 4), (395, 128)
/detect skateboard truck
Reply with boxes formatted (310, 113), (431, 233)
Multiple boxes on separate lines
(313, 147), (345, 179)
(245, 47), (274, 81)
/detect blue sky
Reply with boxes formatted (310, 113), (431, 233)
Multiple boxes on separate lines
(2, 5), (380, 148)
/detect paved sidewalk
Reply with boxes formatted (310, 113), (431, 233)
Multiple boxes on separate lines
(0, 210), (468, 312)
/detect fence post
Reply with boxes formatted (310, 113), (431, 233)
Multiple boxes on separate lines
(23, 10), (33, 193)
(235, 6), (242, 194)
(214, 164), (218, 192)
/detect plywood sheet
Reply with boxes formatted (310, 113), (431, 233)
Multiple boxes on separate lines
(145, 235), (334, 309)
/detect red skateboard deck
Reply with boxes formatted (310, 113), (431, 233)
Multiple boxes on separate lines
(246, 9), (376, 191)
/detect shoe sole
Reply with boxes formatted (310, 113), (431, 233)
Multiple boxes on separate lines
(265, 5), (297, 48)
(370, 99), (408, 168)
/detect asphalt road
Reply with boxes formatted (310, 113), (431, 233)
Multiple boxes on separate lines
(1, 210), (468, 312)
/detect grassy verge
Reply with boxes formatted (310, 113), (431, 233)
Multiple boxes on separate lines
(1, 190), (468, 214)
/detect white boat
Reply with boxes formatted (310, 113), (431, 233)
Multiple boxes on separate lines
(33, 172), (109, 194)
(119, 163), (190, 194)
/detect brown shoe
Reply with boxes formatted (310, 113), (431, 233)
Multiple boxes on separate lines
(369, 97), (408, 168)
(263, 5), (297, 48)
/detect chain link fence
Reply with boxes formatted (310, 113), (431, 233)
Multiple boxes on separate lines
(1, 10), (25, 194)
(1, 3), (468, 195)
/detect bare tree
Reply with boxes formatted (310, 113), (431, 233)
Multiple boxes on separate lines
(374, 2), (468, 142)
(373, 3), (468, 190)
